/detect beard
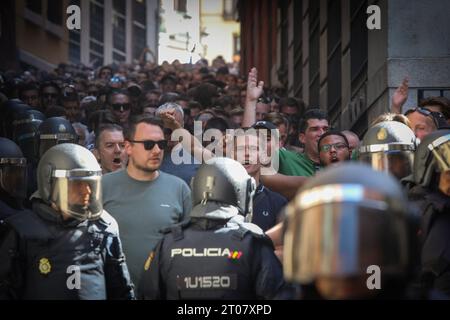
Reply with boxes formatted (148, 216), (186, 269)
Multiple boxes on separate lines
(131, 157), (161, 173)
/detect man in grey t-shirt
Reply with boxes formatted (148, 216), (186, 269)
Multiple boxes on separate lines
(102, 116), (191, 286)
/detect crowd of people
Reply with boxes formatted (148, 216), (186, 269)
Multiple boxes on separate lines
(0, 54), (450, 300)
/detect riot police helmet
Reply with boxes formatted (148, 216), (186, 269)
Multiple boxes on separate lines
(190, 157), (256, 220)
(38, 117), (78, 157)
(413, 129), (450, 190)
(12, 109), (46, 163)
(37, 143), (102, 220)
(0, 137), (27, 200)
(359, 121), (418, 180)
(283, 163), (412, 299)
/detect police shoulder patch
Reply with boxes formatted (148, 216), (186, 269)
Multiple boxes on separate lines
(144, 252), (155, 271)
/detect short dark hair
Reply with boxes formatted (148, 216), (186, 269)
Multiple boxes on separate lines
(95, 123), (123, 148)
(317, 130), (349, 150)
(18, 82), (39, 97)
(420, 96), (450, 120)
(125, 116), (164, 141)
(299, 108), (329, 133)
(107, 89), (130, 104)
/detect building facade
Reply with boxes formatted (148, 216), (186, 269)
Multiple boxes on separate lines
(3, 0), (159, 72)
(239, 0), (450, 135)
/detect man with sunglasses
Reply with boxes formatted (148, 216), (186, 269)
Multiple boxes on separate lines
(108, 90), (132, 130)
(40, 81), (61, 113)
(404, 107), (442, 141)
(101, 116), (192, 286)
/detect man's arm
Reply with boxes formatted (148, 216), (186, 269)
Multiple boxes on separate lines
(391, 77), (409, 114)
(0, 226), (24, 300)
(160, 110), (214, 162)
(103, 219), (135, 300)
(242, 67), (264, 127)
(260, 173), (308, 200)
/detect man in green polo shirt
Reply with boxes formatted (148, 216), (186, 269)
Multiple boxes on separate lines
(278, 108), (329, 177)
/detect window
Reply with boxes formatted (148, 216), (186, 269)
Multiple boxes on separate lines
(90, 0), (105, 68)
(293, 0), (303, 97)
(327, 0), (342, 125)
(350, 0), (367, 91)
(309, 0), (320, 108)
(133, 0), (147, 60)
(113, 0), (126, 62)
(223, 0), (237, 21)
(233, 33), (240, 56)
(47, 0), (63, 25)
(69, 0), (81, 63)
(174, 0), (187, 13)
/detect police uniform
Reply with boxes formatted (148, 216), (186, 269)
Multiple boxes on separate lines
(0, 200), (134, 300)
(139, 157), (286, 300)
(0, 143), (135, 300)
(404, 130), (450, 297)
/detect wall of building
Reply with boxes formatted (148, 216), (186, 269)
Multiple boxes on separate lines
(15, 0), (70, 71)
(199, 0), (239, 64)
(239, 0), (450, 135)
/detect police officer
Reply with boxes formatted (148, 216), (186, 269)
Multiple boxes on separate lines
(0, 143), (135, 299)
(359, 121), (418, 180)
(38, 117), (78, 157)
(139, 157), (286, 299)
(0, 138), (28, 219)
(405, 129), (450, 296)
(283, 163), (418, 299)
(12, 109), (46, 164)
(11, 109), (46, 203)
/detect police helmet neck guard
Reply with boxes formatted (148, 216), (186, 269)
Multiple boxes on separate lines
(191, 157), (256, 220)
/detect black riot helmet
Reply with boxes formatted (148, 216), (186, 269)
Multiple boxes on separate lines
(283, 163), (413, 299)
(12, 109), (46, 163)
(413, 129), (450, 189)
(1, 99), (32, 139)
(359, 121), (418, 180)
(0, 137), (27, 200)
(37, 143), (103, 221)
(190, 157), (256, 220)
(38, 117), (78, 157)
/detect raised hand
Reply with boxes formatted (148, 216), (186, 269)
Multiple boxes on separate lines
(391, 77), (409, 113)
(246, 67), (264, 102)
(160, 110), (181, 130)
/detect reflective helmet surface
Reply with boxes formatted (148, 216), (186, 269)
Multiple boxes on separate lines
(413, 129), (450, 188)
(0, 137), (27, 199)
(38, 117), (77, 157)
(190, 157), (256, 218)
(12, 109), (46, 163)
(359, 121), (418, 180)
(283, 163), (411, 298)
(37, 143), (102, 220)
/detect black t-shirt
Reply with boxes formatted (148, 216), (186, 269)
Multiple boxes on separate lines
(252, 184), (287, 232)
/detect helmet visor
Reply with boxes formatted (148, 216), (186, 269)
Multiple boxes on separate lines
(53, 170), (102, 220)
(359, 150), (413, 180)
(430, 136), (450, 172)
(283, 186), (408, 284)
(40, 133), (77, 157)
(0, 158), (28, 199)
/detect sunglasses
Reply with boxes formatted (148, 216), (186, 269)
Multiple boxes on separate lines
(112, 103), (131, 111)
(404, 107), (442, 127)
(320, 143), (348, 152)
(129, 139), (167, 150)
(404, 107), (433, 117)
